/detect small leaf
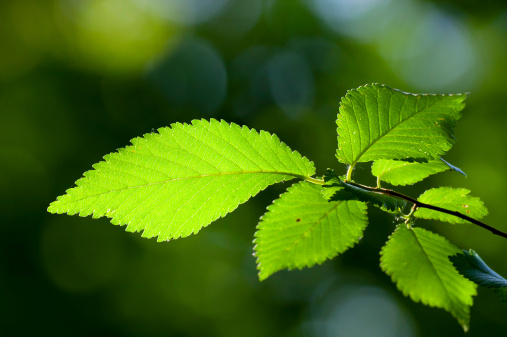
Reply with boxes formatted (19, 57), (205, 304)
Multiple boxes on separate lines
(451, 250), (507, 305)
(450, 250), (507, 288)
(336, 84), (466, 165)
(48, 119), (315, 241)
(372, 159), (450, 186)
(323, 169), (407, 211)
(414, 187), (488, 224)
(380, 226), (477, 331)
(255, 181), (368, 280)
(440, 158), (466, 177)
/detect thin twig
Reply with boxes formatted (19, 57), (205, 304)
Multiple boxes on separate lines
(346, 181), (507, 239)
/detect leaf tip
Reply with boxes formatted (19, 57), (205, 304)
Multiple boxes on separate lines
(255, 261), (272, 281)
(47, 201), (58, 214)
(258, 272), (269, 282)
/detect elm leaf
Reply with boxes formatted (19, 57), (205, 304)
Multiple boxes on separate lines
(381, 226), (477, 331)
(336, 84), (466, 165)
(414, 187), (488, 224)
(371, 158), (466, 187)
(450, 249), (507, 288)
(48, 119), (316, 241)
(254, 181), (367, 280)
(450, 250), (507, 305)
(372, 159), (450, 186)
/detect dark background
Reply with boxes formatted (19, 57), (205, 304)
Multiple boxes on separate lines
(2, 0), (507, 336)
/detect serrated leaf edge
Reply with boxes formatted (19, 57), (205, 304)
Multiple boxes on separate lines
(380, 226), (476, 330)
(336, 83), (466, 165)
(48, 119), (317, 240)
(254, 182), (368, 280)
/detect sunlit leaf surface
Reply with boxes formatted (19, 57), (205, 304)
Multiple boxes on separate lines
(372, 159), (450, 186)
(414, 187), (488, 224)
(381, 226), (477, 331)
(336, 84), (466, 165)
(255, 181), (367, 280)
(48, 119), (315, 241)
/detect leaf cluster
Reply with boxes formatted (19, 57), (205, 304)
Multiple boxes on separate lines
(48, 84), (504, 330)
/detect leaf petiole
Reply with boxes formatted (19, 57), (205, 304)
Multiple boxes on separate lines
(346, 164), (354, 182)
(303, 176), (325, 185)
(404, 204), (418, 224)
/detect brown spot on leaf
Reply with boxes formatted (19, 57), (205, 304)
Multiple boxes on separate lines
(296, 218), (301, 222)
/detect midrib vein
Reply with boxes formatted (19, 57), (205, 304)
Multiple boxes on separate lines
(351, 97), (442, 166)
(60, 170), (307, 204)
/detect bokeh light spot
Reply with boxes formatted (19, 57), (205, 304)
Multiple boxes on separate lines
(56, 0), (180, 74)
(308, 285), (417, 337)
(147, 39), (227, 114)
(267, 52), (315, 119)
(207, 0), (263, 38)
(139, 0), (229, 26)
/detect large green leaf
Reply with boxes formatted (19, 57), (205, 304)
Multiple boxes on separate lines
(414, 187), (488, 224)
(48, 119), (316, 241)
(322, 169), (407, 212)
(254, 181), (367, 280)
(372, 159), (451, 186)
(380, 226), (477, 331)
(336, 84), (466, 165)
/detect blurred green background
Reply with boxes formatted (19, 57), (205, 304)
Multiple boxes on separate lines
(1, 0), (507, 336)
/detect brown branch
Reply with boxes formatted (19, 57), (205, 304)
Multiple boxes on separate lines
(346, 181), (507, 239)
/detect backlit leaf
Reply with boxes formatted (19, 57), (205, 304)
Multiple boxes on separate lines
(48, 119), (315, 241)
(336, 84), (466, 165)
(380, 226), (477, 331)
(372, 159), (451, 186)
(254, 181), (367, 280)
(414, 187), (488, 224)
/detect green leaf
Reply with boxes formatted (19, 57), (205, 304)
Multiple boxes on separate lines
(336, 84), (466, 165)
(254, 181), (367, 280)
(414, 187), (488, 224)
(372, 159), (450, 186)
(450, 249), (507, 288)
(48, 119), (316, 241)
(380, 226), (477, 331)
(451, 250), (507, 305)
(323, 169), (407, 211)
